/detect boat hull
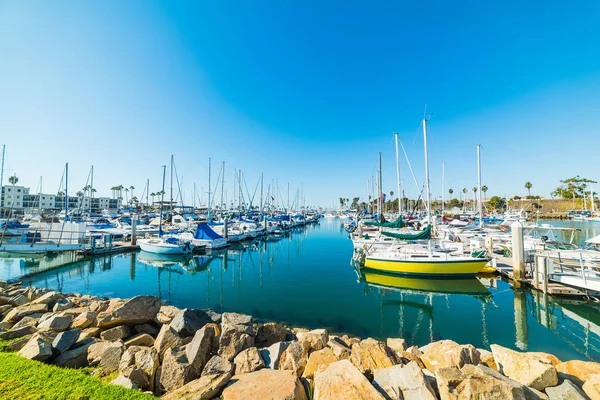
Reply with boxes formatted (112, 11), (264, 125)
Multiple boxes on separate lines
(364, 257), (489, 276)
(138, 240), (191, 255)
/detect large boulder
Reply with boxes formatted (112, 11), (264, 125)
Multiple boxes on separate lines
(3, 303), (48, 322)
(154, 324), (183, 361)
(100, 341), (126, 374)
(234, 347), (265, 374)
(96, 295), (162, 329)
(100, 325), (130, 341)
(278, 341), (309, 376)
(19, 336), (53, 361)
(169, 308), (213, 338)
(218, 327), (254, 361)
(37, 314), (74, 332)
(221, 312), (254, 336)
(88, 341), (121, 366)
(372, 361), (436, 400)
(260, 341), (291, 369)
(350, 338), (400, 378)
(545, 379), (587, 399)
(436, 364), (529, 400)
(222, 368), (307, 400)
(296, 329), (328, 354)
(386, 338), (408, 353)
(52, 328), (81, 354)
(134, 346), (160, 389)
(491, 344), (558, 391)
(70, 311), (97, 329)
(303, 347), (338, 379)
(163, 355), (233, 400)
(556, 360), (600, 387)
(186, 325), (217, 375)
(0, 325), (37, 339)
(314, 359), (385, 400)
(54, 339), (97, 368)
(160, 346), (196, 392)
(111, 375), (138, 390)
(421, 340), (480, 373)
(256, 322), (290, 348)
(31, 291), (62, 306)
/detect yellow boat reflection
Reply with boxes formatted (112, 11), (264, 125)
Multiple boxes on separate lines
(363, 270), (490, 296)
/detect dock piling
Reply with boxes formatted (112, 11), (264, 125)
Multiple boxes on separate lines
(511, 221), (525, 280)
(131, 215), (137, 245)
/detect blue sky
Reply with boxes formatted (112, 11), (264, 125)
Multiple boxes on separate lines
(1, 1), (599, 208)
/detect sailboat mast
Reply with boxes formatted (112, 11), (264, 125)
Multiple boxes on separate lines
(65, 163), (69, 216)
(90, 165), (94, 213)
(0, 145), (5, 209)
(592, 184), (596, 215)
(260, 173), (264, 214)
(170, 155), (174, 215)
(208, 158), (212, 221)
(221, 161), (225, 214)
(442, 162), (445, 217)
(422, 119), (431, 225)
(159, 165), (166, 236)
(477, 144), (482, 228)
(378, 152), (383, 218)
(395, 133), (402, 215)
(146, 178), (149, 209)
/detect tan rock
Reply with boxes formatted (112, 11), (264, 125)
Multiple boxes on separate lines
(529, 352), (561, 367)
(421, 340), (480, 373)
(296, 329), (328, 354)
(556, 360), (600, 387)
(160, 346), (196, 392)
(134, 346), (160, 389)
(339, 334), (361, 348)
(100, 325), (130, 341)
(37, 314), (73, 332)
(478, 348), (497, 371)
(18, 336), (53, 361)
(71, 311), (97, 329)
(222, 369), (307, 400)
(218, 327), (254, 361)
(96, 295), (161, 329)
(386, 338), (408, 353)
(162, 368), (233, 400)
(124, 333), (154, 348)
(256, 322), (290, 348)
(88, 341), (120, 366)
(79, 327), (102, 341)
(3, 303), (48, 322)
(303, 347), (338, 379)
(456, 364), (528, 400)
(313, 359), (384, 400)
(234, 347), (265, 374)
(327, 337), (351, 360)
(372, 361), (436, 400)
(491, 344), (557, 391)
(350, 338), (399, 378)
(583, 373), (600, 400)
(156, 305), (180, 324)
(279, 341), (310, 376)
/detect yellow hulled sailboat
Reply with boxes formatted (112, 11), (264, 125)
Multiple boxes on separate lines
(364, 251), (490, 276)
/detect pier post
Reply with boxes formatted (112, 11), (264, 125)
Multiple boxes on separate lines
(485, 236), (493, 254)
(131, 215), (137, 245)
(224, 217), (228, 239)
(511, 221), (525, 279)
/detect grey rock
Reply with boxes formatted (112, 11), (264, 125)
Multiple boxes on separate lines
(221, 312), (253, 336)
(186, 325), (217, 375)
(70, 311), (97, 329)
(202, 355), (234, 377)
(9, 294), (29, 307)
(52, 298), (74, 312)
(545, 379), (587, 399)
(52, 328), (81, 354)
(10, 315), (38, 331)
(96, 295), (162, 329)
(18, 337), (53, 361)
(54, 339), (97, 368)
(37, 314), (73, 332)
(160, 346), (196, 392)
(234, 347), (265, 374)
(373, 362), (436, 400)
(3, 303), (48, 322)
(111, 374), (138, 390)
(154, 323), (183, 361)
(100, 341), (125, 374)
(121, 365), (150, 389)
(7, 335), (32, 351)
(31, 291), (62, 305)
(134, 346), (160, 389)
(124, 333), (154, 348)
(169, 308), (212, 338)
(0, 325), (37, 339)
(134, 323), (160, 337)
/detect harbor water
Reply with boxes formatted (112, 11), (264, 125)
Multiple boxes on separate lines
(2, 218), (600, 362)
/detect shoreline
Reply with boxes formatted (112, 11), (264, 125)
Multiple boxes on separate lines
(2, 280), (600, 399)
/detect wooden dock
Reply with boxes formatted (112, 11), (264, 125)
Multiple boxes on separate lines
(82, 241), (140, 256)
(492, 255), (600, 298)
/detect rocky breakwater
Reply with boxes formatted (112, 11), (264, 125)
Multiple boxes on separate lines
(2, 279), (600, 399)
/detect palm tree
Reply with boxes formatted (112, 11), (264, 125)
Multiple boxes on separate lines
(150, 192), (156, 206)
(525, 182), (532, 197)
(8, 174), (18, 186)
(449, 188), (453, 197)
(481, 185), (488, 203)
(462, 188), (467, 211)
(130, 186), (135, 201)
(124, 188), (129, 204)
(472, 187), (478, 209)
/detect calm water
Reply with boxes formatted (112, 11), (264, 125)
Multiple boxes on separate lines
(2, 219), (600, 362)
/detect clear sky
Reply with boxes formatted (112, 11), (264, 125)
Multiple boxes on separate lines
(1, 1), (599, 208)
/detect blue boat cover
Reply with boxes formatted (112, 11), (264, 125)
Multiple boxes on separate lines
(165, 237), (178, 244)
(194, 224), (223, 240)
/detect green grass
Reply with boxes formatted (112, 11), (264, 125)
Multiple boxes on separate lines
(0, 339), (155, 400)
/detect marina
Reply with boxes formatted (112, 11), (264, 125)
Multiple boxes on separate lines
(2, 218), (600, 364)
